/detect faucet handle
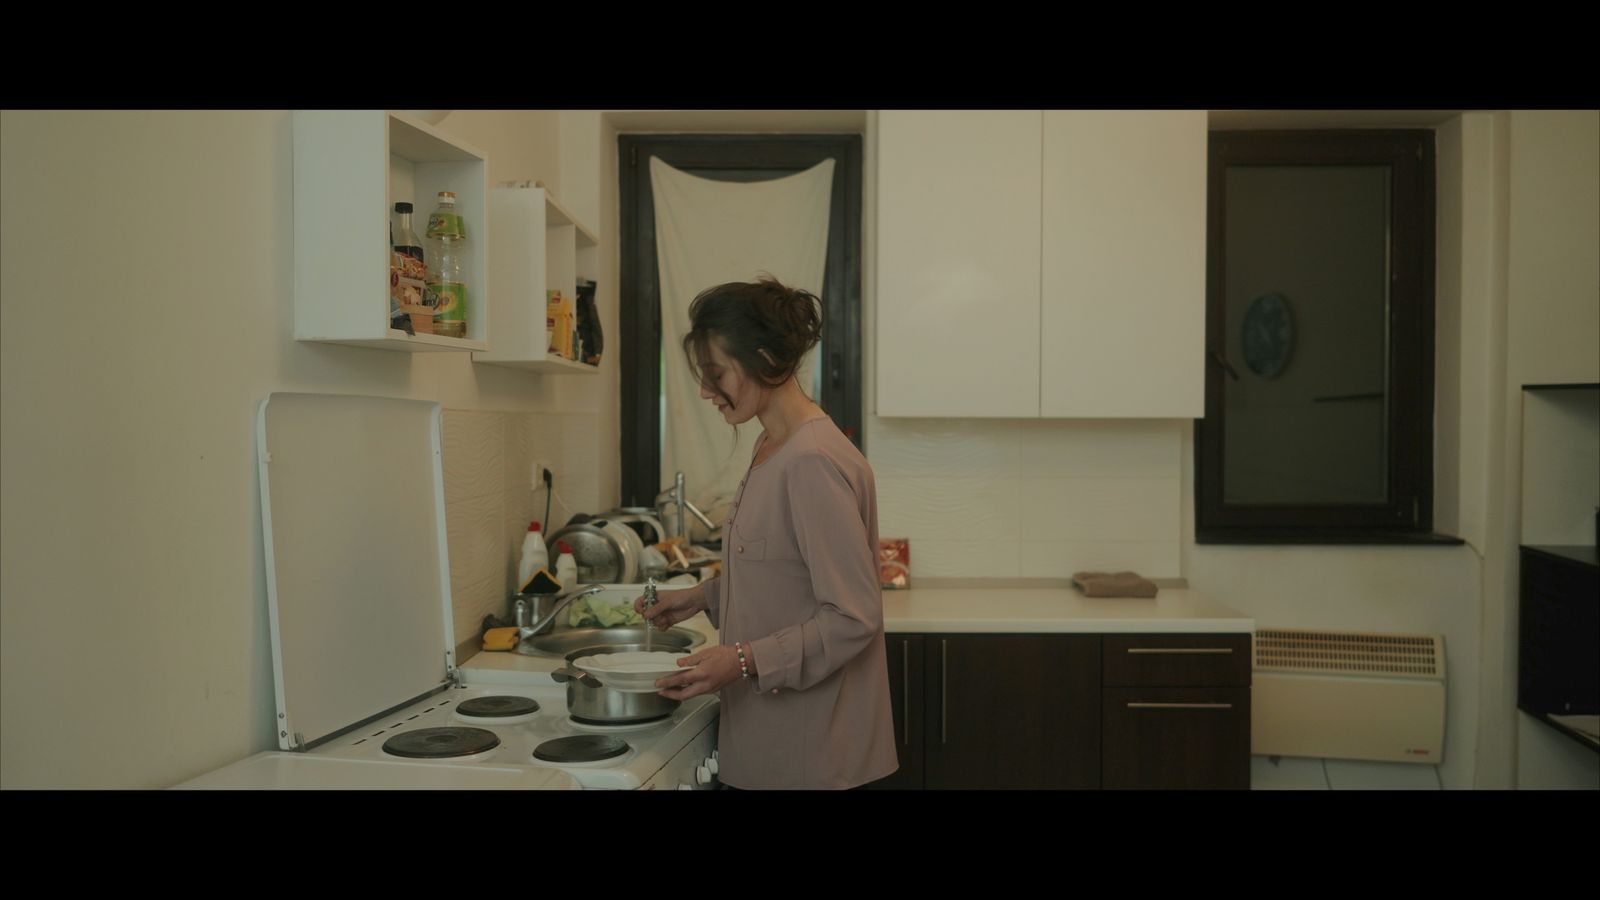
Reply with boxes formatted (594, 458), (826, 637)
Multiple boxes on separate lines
(643, 577), (658, 609)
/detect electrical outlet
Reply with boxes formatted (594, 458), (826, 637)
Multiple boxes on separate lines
(531, 460), (552, 487)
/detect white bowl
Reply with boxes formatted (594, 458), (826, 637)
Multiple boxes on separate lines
(573, 651), (693, 690)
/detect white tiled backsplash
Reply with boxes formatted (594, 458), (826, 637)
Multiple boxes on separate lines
(442, 409), (600, 654)
(442, 413), (1181, 639)
(868, 418), (1183, 579)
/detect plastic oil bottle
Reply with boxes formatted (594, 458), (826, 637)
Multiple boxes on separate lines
(425, 191), (469, 338)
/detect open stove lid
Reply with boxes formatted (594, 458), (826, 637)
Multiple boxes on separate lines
(258, 393), (456, 750)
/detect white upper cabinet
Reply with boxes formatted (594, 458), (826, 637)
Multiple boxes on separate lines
(474, 182), (600, 373)
(875, 110), (1206, 418)
(1040, 110), (1207, 418)
(292, 110), (489, 352)
(876, 110), (1042, 418)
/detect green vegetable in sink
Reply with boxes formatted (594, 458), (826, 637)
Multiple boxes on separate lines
(566, 596), (646, 628)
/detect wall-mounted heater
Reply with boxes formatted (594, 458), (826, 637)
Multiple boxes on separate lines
(1253, 628), (1446, 764)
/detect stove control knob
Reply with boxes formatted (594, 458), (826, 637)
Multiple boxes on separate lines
(696, 764), (714, 785)
(703, 755), (719, 775)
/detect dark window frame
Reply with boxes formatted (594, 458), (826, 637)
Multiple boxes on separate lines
(617, 134), (863, 508)
(1196, 129), (1453, 545)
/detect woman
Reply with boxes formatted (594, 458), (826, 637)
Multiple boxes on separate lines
(635, 276), (898, 790)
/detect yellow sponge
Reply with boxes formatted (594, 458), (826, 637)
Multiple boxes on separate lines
(520, 567), (562, 595)
(482, 627), (520, 651)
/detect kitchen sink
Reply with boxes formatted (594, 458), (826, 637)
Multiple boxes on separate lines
(517, 626), (705, 657)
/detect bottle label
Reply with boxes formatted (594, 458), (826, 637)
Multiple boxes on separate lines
(426, 212), (465, 239)
(427, 282), (467, 324)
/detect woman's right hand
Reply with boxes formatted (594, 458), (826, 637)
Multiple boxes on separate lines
(634, 585), (706, 631)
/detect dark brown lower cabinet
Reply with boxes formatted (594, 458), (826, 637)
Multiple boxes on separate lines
(1102, 687), (1251, 789)
(874, 632), (1252, 790)
(875, 633), (1100, 789)
(877, 634), (924, 790)
(1101, 633), (1252, 789)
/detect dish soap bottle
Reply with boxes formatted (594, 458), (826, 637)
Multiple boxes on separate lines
(518, 521), (548, 593)
(554, 539), (578, 591)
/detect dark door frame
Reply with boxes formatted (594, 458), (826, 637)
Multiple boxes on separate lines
(617, 134), (864, 507)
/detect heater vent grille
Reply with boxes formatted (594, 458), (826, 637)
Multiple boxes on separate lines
(1254, 628), (1443, 679)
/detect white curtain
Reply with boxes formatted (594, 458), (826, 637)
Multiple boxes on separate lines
(652, 156), (834, 534)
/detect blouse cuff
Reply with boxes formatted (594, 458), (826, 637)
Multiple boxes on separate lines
(748, 629), (800, 694)
(701, 575), (722, 630)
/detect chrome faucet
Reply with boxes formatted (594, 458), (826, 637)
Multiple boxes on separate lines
(659, 471), (718, 541)
(519, 584), (607, 640)
(673, 472), (685, 543)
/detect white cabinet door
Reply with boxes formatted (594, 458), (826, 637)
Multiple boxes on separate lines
(1039, 111), (1207, 418)
(876, 110), (1042, 417)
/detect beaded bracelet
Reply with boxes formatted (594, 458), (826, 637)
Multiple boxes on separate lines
(735, 642), (750, 679)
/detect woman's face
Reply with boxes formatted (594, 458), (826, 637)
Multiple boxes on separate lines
(699, 339), (768, 425)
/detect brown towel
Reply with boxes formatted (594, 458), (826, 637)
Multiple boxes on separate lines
(1073, 571), (1158, 598)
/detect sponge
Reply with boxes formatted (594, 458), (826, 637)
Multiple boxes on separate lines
(520, 567), (562, 595)
(482, 627), (520, 651)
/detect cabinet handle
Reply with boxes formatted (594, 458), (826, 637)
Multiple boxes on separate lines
(901, 640), (910, 746)
(941, 639), (948, 745)
(1127, 647), (1234, 654)
(1126, 702), (1234, 710)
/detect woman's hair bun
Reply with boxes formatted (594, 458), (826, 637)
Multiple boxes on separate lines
(683, 275), (824, 391)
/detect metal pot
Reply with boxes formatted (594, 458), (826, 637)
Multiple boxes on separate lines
(551, 644), (680, 724)
(546, 519), (640, 584)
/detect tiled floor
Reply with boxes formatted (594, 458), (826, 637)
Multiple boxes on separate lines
(1251, 755), (1444, 790)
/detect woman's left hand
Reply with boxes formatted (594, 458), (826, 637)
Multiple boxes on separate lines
(655, 644), (742, 700)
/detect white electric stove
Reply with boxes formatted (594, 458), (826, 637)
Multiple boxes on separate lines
(179, 681), (720, 790)
(173, 393), (720, 791)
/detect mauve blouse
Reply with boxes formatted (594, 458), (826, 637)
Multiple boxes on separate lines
(699, 416), (899, 789)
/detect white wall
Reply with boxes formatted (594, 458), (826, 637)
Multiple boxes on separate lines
(1501, 110), (1600, 790)
(1505, 112), (1600, 388)
(558, 110), (602, 241)
(0, 110), (619, 788)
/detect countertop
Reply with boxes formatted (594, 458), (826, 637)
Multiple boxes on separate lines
(461, 585), (1252, 676)
(882, 586), (1253, 634)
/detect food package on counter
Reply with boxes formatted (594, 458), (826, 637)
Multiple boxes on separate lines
(879, 538), (910, 589)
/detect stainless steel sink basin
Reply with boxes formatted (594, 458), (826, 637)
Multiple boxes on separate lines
(517, 626), (705, 657)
